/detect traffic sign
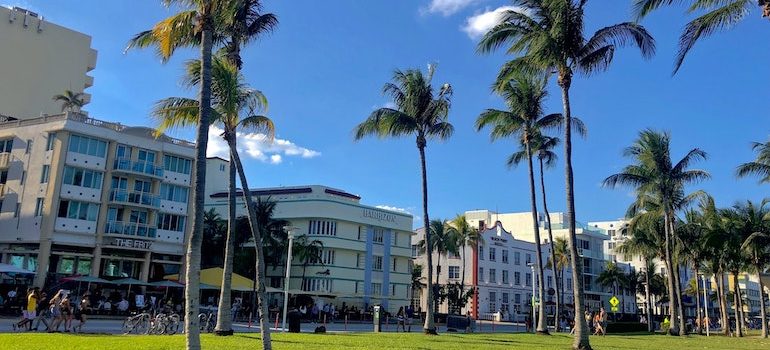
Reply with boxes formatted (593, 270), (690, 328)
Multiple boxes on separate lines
(609, 296), (620, 307)
(611, 306), (619, 312)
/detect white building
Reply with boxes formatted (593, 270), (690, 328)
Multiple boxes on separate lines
(204, 157), (413, 313)
(0, 6), (97, 119)
(0, 112), (195, 287)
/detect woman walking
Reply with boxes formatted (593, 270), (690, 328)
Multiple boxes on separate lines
(396, 307), (406, 332)
(73, 293), (90, 333)
(48, 290), (65, 332)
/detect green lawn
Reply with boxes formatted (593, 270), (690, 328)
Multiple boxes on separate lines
(0, 332), (768, 349)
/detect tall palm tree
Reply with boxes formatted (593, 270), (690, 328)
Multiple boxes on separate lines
(617, 219), (661, 333)
(152, 54), (274, 338)
(449, 214), (480, 307)
(128, 2), (221, 348)
(52, 90), (85, 113)
(353, 64), (453, 335)
(633, 0), (770, 74)
(476, 72), (575, 334)
(202, 208), (227, 267)
(740, 204), (770, 338)
(478, 4), (655, 347)
(551, 236), (571, 325)
(221, 0), (278, 69)
(677, 207), (710, 334)
(420, 219), (458, 314)
(604, 129), (709, 335)
(697, 195), (732, 336)
(597, 261), (628, 319)
(510, 134), (563, 329)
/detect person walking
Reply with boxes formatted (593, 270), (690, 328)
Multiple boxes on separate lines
(13, 287), (38, 331)
(405, 305), (414, 332)
(599, 307), (608, 336)
(592, 312), (603, 336)
(48, 290), (65, 332)
(32, 291), (50, 331)
(60, 294), (73, 332)
(396, 307), (406, 332)
(73, 294), (90, 333)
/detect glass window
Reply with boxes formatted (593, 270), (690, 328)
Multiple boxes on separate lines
(502, 249), (509, 264)
(34, 198), (44, 216)
(489, 268), (496, 283)
(68, 134), (106, 157)
(489, 247), (496, 261)
(373, 255), (383, 271)
(46, 133), (56, 151)
(77, 258), (92, 275)
(40, 165), (50, 183)
(58, 257), (75, 274)
(0, 139), (12, 153)
(514, 251), (521, 265)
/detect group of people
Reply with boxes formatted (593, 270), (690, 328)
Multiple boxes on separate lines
(12, 288), (90, 333)
(394, 305), (416, 332)
(567, 307), (607, 336)
(297, 301), (337, 322)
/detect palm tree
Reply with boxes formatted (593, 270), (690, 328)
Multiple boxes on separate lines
(221, 0), (278, 69)
(52, 90), (85, 113)
(202, 208), (227, 267)
(617, 219), (660, 332)
(510, 134), (563, 329)
(353, 64), (453, 335)
(633, 0), (770, 74)
(293, 235), (324, 289)
(411, 264), (428, 306)
(419, 219), (457, 313)
(129, 2), (220, 348)
(449, 214), (480, 309)
(477, 4), (655, 347)
(677, 207), (710, 334)
(604, 129), (710, 335)
(476, 72), (576, 334)
(737, 139), (770, 183)
(624, 270), (640, 316)
(152, 54), (274, 337)
(697, 195), (732, 336)
(597, 261), (628, 319)
(741, 218), (770, 338)
(551, 236), (571, 325)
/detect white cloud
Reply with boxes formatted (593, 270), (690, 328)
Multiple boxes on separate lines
(424, 0), (483, 16)
(207, 126), (321, 164)
(462, 6), (524, 39)
(375, 205), (412, 214)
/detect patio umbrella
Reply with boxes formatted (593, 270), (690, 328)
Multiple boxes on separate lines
(62, 275), (113, 294)
(0, 263), (35, 275)
(149, 280), (184, 298)
(112, 277), (149, 294)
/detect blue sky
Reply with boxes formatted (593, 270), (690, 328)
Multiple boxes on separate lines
(10, 0), (770, 227)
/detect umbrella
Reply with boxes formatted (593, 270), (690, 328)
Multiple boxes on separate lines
(199, 283), (219, 290)
(112, 277), (149, 294)
(62, 275), (113, 294)
(149, 280), (184, 298)
(0, 263), (35, 275)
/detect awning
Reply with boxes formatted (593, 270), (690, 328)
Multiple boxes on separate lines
(164, 267), (255, 291)
(61, 275), (113, 284)
(0, 263), (35, 275)
(148, 280), (184, 288)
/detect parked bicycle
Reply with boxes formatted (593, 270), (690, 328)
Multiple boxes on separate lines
(122, 312), (151, 334)
(149, 313), (181, 335)
(198, 312), (217, 333)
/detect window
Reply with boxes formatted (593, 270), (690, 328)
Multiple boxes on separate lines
(514, 271), (521, 285)
(25, 139), (32, 154)
(514, 293), (521, 305)
(356, 253), (362, 268)
(411, 244), (419, 258)
(567, 278), (572, 291)
(608, 242), (616, 250)
(501, 292), (510, 314)
(46, 133), (56, 151)
(308, 220), (338, 236)
(371, 282), (382, 296)
(372, 228), (384, 243)
(0, 139), (12, 153)
(40, 165), (50, 183)
(68, 134), (107, 157)
(373, 255), (383, 271)
(357, 226), (362, 240)
(34, 198), (44, 216)
(479, 268), (484, 282)
(514, 251), (520, 265)
(157, 213), (186, 232)
(219, 164), (225, 172)
(448, 266), (460, 279)
(62, 166), (103, 189)
(579, 239), (590, 250)
(489, 268), (496, 283)
(525, 273), (532, 286)
(479, 246), (484, 260)
(502, 249), (509, 264)
(392, 231), (398, 246)
(0, 170), (7, 184)
(302, 278), (333, 292)
(489, 291), (497, 312)
(391, 284), (397, 296)
(137, 149), (156, 164)
(547, 276), (553, 288)
(57, 200), (99, 221)
(134, 179), (152, 193)
(321, 249), (335, 265)
(608, 229), (616, 237)
(160, 184), (188, 203)
(14, 202), (20, 218)
(392, 257), (397, 272)
(526, 253), (532, 264)
(163, 155), (192, 174)
(489, 247), (496, 261)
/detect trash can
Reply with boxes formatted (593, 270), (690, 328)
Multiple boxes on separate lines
(373, 305), (382, 332)
(288, 309), (301, 333)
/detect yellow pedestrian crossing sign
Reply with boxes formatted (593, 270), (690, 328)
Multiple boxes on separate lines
(609, 296), (619, 307)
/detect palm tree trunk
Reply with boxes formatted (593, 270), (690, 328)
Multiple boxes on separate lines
(645, 259), (653, 333)
(672, 261), (686, 335)
(184, 10), (212, 350)
(460, 243), (466, 314)
(434, 253), (441, 314)
(558, 72), (590, 350)
(694, 266), (702, 335)
(214, 154), (237, 335)
(757, 270), (768, 338)
(736, 274), (747, 335)
(732, 273), (744, 337)
(717, 271), (730, 336)
(524, 141), (548, 334)
(418, 139), (437, 334)
(228, 138), (272, 349)
(539, 157), (559, 331)
(662, 211), (680, 335)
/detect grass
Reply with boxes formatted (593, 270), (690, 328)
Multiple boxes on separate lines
(0, 332), (768, 349)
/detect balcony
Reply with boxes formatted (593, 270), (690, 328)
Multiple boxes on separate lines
(0, 153), (9, 168)
(113, 158), (163, 178)
(105, 221), (157, 238)
(109, 189), (160, 208)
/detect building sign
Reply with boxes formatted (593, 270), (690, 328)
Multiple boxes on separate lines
(362, 209), (396, 223)
(490, 236), (507, 246)
(110, 238), (153, 250)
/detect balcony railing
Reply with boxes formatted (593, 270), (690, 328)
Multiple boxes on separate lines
(109, 189), (160, 208)
(105, 221), (157, 238)
(0, 153), (9, 168)
(113, 158), (163, 178)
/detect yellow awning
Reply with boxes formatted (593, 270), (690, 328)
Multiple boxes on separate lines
(164, 267), (254, 291)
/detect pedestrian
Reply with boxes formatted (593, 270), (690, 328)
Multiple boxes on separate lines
(592, 312), (602, 335)
(61, 294), (73, 332)
(311, 303), (319, 323)
(405, 305), (414, 332)
(599, 307), (608, 336)
(329, 303), (336, 323)
(322, 303), (330, 323)
(32, 291), (50, 331)
(299, 303), (307, 321)
(525, 315), (532, 333)
(73, 293), (90, 333)
(396, 307), (406, 332)
(48, 290), (65, 332)
(584, 310), (592, 332)
(13, 287), (38, 331)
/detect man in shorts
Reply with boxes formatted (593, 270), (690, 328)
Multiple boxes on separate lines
(13, 287), (38, 331)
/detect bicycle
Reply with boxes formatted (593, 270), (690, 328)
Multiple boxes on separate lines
(148, 313), (181, 335)
(123, 312), (151, 334)
(198, 312), (216, 333)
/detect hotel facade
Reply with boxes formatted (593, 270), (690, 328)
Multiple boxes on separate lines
(0, 112), (194, 288)
(204, 157), (414, 313)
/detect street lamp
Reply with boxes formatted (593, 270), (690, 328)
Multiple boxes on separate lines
(527, 262), (536, 333)
(281, 226), (297, 332)
(701, 274), (710, 336)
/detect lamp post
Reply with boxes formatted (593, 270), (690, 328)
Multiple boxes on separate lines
(527, 262), (536, 333)
(701, 274), (710, 336)
(281, 226), (297, 332)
